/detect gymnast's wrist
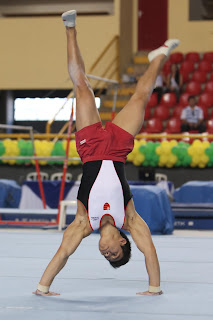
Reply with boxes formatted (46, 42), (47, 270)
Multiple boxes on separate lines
(37, 283), (50, 293)
(148, 285), (161, 293)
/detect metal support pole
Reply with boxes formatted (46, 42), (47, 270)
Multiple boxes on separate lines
(29, 128), (47, 209)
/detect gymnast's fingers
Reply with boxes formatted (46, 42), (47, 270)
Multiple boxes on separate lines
(32, 290), (60, 296)
(136, 290), (163, 296)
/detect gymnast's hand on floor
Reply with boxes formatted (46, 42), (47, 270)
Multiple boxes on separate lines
(32, 289), (60, 296)
(136, 290), (163, 296)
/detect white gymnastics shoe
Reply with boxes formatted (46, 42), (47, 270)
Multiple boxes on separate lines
(62, 10), (77, 28)
(148, 39), (180, 62)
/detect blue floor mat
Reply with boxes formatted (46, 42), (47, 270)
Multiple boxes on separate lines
(0, 231), (213, 320)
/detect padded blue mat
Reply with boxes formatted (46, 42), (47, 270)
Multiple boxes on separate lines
(174, 181), (213, 203)
(0, 179), (21, 208)
(131, 185), (174, 235)
(0, 231), (213, 320)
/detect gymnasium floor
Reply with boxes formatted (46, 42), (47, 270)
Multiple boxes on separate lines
(0, 229), (213, 320)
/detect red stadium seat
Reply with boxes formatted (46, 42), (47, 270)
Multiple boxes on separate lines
(172, 105), (184, 118)
(179, 93), (190, 106)
(199, 105), (209, 120)
(144, 107), (151, 121)
(170, 52), (184, 64)
(185, 52), (200, 63)
(146, 92), (158, 108)
(180, 70), (190, 83)
(163, 60), (172, 75)
(210, 73), (213, 81)
(153, 105), (170, 120)
(204, 81), (213, 94)
(160, 93), (177, 108)
(198, 93), (213, 108)
(165, 117), (181, 133)
(191, 71), (207, 83)
(203, 52), (213, 63)
(206, 118), (213, 133)
(185, 81), (201, 95)
(180, 61), (195, 73)
(198, 60), (212, 73)
(145, 118), (163, 133)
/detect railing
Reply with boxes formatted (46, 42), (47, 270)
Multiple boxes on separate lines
(45, 35), (120, 136)
(89, 35), (120, 83)
(48, 74), (119, 144)
(1, 133), (213, 140)
(45, 91), (74, 138)
(0, 124), (47, 209)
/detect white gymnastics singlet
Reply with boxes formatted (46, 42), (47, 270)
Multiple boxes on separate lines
(77, 160), (132, 231)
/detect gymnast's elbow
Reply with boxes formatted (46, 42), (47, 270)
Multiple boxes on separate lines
(63, 215), (91, 239)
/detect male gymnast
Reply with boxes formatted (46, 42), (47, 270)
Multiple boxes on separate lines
(33, 10), (179, 297)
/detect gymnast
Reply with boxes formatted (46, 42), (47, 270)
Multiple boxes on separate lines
(33, 10), (179, 297)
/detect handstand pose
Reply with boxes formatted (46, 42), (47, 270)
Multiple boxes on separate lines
(33, 10), (179, 296)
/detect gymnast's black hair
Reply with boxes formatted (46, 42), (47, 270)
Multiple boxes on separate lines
(109, 230), (131, 268)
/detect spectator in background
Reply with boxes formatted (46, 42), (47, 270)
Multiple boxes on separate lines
(153, 70), (166, 103)
(166, 64), (183, 100)
(180, 96), (206, 133)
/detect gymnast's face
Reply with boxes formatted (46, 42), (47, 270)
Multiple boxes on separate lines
(99, 238), (126, 262)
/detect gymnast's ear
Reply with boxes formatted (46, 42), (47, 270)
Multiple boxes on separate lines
(120, 237), (127, 246)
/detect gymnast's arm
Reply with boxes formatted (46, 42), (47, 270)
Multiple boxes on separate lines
(33, 213), (92, 296)
(128, 212), (163, 296)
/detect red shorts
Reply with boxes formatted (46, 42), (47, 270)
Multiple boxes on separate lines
(75, 121), (134, 164)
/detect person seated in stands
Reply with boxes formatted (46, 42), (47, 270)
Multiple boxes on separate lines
(166, 64), (183, 100)
(180, 96), (206, 133)
(153, 70), (166, 103)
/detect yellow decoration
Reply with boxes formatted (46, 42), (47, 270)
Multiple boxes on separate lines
(127, 153), (134, 162)
(133, 152), (145, 166)
(187, 146), (194, 156)
(33, 140), (54, 165)
(192, 139), (202, 147)
(138, 139), (147, 146)
(188, 140), (210, 168)
(202, 141), (210, 148)
(155, 146), (162, 155)
(170, 140), (178, 147)
(157, 140), (177, 168)
(162, 145), (171, 155)
(62, 140), (81, 165)
(2, 139), (20, 165)
(0, 138), (211, 168)
(127, 139), (146, 166)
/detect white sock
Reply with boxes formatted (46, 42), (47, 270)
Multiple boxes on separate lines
(62, 10), (77, 28)
(148, 39), (180, 62)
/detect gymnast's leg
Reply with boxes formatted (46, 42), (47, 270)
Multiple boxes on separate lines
(112, 40), (180, 137)
(64, 11), (101, 131)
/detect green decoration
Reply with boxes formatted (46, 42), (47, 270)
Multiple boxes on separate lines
(50, 141), (65, 165)
(17, 139), (27, 164)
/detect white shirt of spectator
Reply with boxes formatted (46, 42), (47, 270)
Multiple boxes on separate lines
(170, 76), (179, 89)
(154, 75), (163, 88)
(181, 106), (203, 124)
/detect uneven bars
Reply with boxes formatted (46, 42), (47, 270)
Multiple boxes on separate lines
(0, 123), (48, 209)
(111, 85), (118, 120)
(56, 94), (75, 225)
(29, 127), (46, 209)
(0, 124), (33, 131)
(0, 156), (80, 160)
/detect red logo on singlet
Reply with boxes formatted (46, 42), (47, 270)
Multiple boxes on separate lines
(103, 203), (110, 210)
